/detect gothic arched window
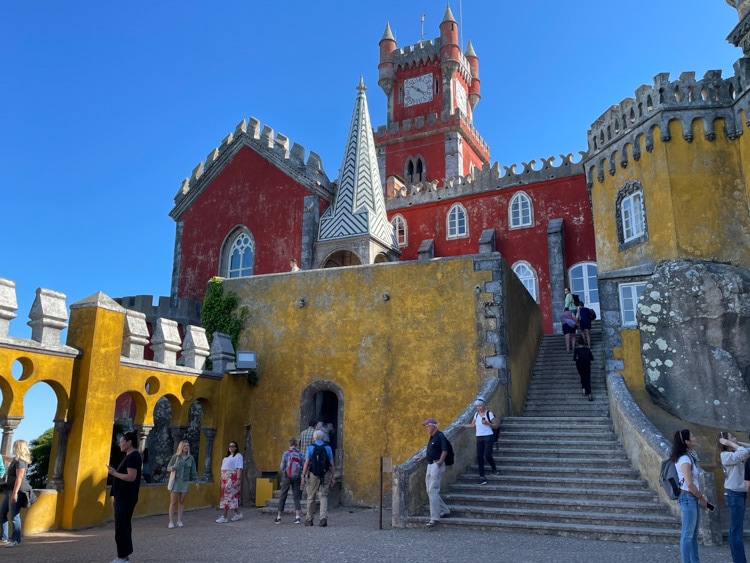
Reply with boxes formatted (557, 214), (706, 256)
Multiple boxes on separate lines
(391, 214), (407, 247)
(221, 228), (255, 278)
(512, 261), (538, 301)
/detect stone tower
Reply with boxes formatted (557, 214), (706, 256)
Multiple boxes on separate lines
(314, 77), (400, 267)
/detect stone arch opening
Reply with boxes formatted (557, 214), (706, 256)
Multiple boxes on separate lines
(299, 381), (344, 471)
(322, 250), (362, 268)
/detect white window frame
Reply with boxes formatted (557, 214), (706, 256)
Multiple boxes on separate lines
(447, 203), (468, 239)
(509, 192), (533, 228)
(391, 214), (407, 247)
(621, 192), (645, 242)
(512, 261), (538, 302)
(227, 232), (254, 278)
(619, 282), (645, 327)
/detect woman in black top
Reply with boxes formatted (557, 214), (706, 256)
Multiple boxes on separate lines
(107, 431), (142, 563)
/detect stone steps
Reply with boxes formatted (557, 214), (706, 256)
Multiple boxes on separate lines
(406, 325), (681, 542)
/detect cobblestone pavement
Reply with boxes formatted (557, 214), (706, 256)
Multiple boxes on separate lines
(0, 506), (739, 563)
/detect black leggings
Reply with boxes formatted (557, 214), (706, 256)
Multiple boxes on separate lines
(114, 495), (137, 559)
(476, 435), (496, 478)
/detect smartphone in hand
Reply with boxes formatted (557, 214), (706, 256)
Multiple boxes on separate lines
(706, 502), (715, 512)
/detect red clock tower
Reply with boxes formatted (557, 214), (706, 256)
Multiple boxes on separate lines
(375, 6), (490, 190)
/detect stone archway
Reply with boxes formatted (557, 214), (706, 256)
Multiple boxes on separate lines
(299, 380), (344, 473)
(322, 250), (361, 268)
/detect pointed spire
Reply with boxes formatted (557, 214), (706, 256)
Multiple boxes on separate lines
(442, 3), (457, 24)
(465, 39), (477, 58)
(317, 78), (399, 253)
(381, 21), (395, 42)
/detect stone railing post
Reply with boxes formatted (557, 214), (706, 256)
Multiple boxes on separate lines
(0, 416), (23, 457)
(208, 332), (235, 373)
(150, 318), (182, 366)
(47, 419), (73, 491)
(122, 310), (150, 360)
(134, 424), (153, 454)
(182, 325), (210, 370)
(0, 278), (18, 338)
(170, 425), (188, 454)
(200, 427), (217, 482)
(27, 288), (68, 346)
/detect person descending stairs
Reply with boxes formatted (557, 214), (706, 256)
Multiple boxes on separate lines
(413, 323), (681, 542)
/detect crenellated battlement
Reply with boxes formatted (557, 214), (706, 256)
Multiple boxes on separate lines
(385, 153), (583, 209)
(170, 116), (334, 220)
(374, 111), (490, 157)
(584, 65), (750, 186)
(0, 278), (231, 374)
(390, 37), (473, 83)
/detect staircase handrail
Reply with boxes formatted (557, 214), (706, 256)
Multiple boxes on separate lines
(391, 377), (501, 528)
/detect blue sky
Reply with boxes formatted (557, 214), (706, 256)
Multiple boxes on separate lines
(0, 1), (741, 445)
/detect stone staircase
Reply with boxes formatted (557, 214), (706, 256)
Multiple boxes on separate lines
(411, 325), (682, 542)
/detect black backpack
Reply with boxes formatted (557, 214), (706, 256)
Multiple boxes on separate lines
(439, 432), (455, 466)
(310, 443), (329, 477)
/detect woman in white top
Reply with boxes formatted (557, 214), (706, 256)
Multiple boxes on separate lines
(715, 431), (750, 563)
(671, 428), (708, 563)
(461, 399), (498, 485)
(215, 441), (243, 523)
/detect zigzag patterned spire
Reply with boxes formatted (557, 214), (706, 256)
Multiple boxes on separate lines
(318, 77), (398, 250)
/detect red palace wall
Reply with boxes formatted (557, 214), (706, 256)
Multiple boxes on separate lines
(176, 145), (321, 302)
(387, 174), (595, 334)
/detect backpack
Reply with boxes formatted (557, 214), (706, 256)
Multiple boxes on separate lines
(438, 431), (455, 466)
(659, 458), (682, 500)
(589, 308), (597, 320)
(477, 411), (501, 443)
(310, 443), (330, 478)
(286, 449), (302, 479)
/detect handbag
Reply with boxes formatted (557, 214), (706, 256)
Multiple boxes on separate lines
(167, 455), (178, 491)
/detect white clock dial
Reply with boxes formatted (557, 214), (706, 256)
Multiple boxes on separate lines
(404, 73), (433, 107)
(455, 81), (468, 114)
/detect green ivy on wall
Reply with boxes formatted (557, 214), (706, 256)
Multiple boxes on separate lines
(201, 277), (256, 385)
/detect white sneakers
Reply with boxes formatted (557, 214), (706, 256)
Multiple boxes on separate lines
(215, 516), (228, 523)
(217, 513), (243, 523)
(168, 521), (175, 529)
(231, 513), (244, 521)
(177, 520), (184, 528)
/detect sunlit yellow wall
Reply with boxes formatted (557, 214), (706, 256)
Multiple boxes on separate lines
(225, 257), (503, 503)
(591, 119), (750, 273)
(613, 329), (643, 392)
(0, 294), (225, 531)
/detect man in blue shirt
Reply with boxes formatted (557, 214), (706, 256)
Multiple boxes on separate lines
(301, 430), (334, 527)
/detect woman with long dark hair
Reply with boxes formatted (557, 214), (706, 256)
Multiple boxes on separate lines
(715, 431), (750, 563)
(671, 428), (708, 563)
(215, 441), (243, 523)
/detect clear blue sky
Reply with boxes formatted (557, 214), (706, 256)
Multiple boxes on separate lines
(0, 1), (740, 445)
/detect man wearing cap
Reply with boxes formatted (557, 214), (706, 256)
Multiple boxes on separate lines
(416, 418), (450, 527)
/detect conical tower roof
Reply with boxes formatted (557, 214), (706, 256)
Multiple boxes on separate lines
(317, 77), (398, 251)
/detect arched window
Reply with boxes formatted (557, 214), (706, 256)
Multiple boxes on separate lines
(447, 203), (468, 239)
(221, 228), (255, 278)
(415, 157), (424, 181)
(512, 261), (538, 301)
(406, 160), (414, 180)
(568, 262), (599, 318)
(391, 214), (407, 247)
(615, 181), (648, 251)
(509, 192), (533, 228)
(404, 156), (426, 183)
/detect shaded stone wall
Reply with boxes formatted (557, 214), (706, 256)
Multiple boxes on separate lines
(638, 260), (750, 429)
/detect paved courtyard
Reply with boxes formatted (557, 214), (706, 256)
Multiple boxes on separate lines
(1, 506), (739, 562)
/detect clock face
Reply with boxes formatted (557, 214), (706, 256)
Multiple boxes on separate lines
(404, 73), (433, 107)
(455, 80), (468, 115)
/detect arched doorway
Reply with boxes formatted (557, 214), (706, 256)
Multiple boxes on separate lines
(568, 262), (600, 317)
(299, 381), (344, 471)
